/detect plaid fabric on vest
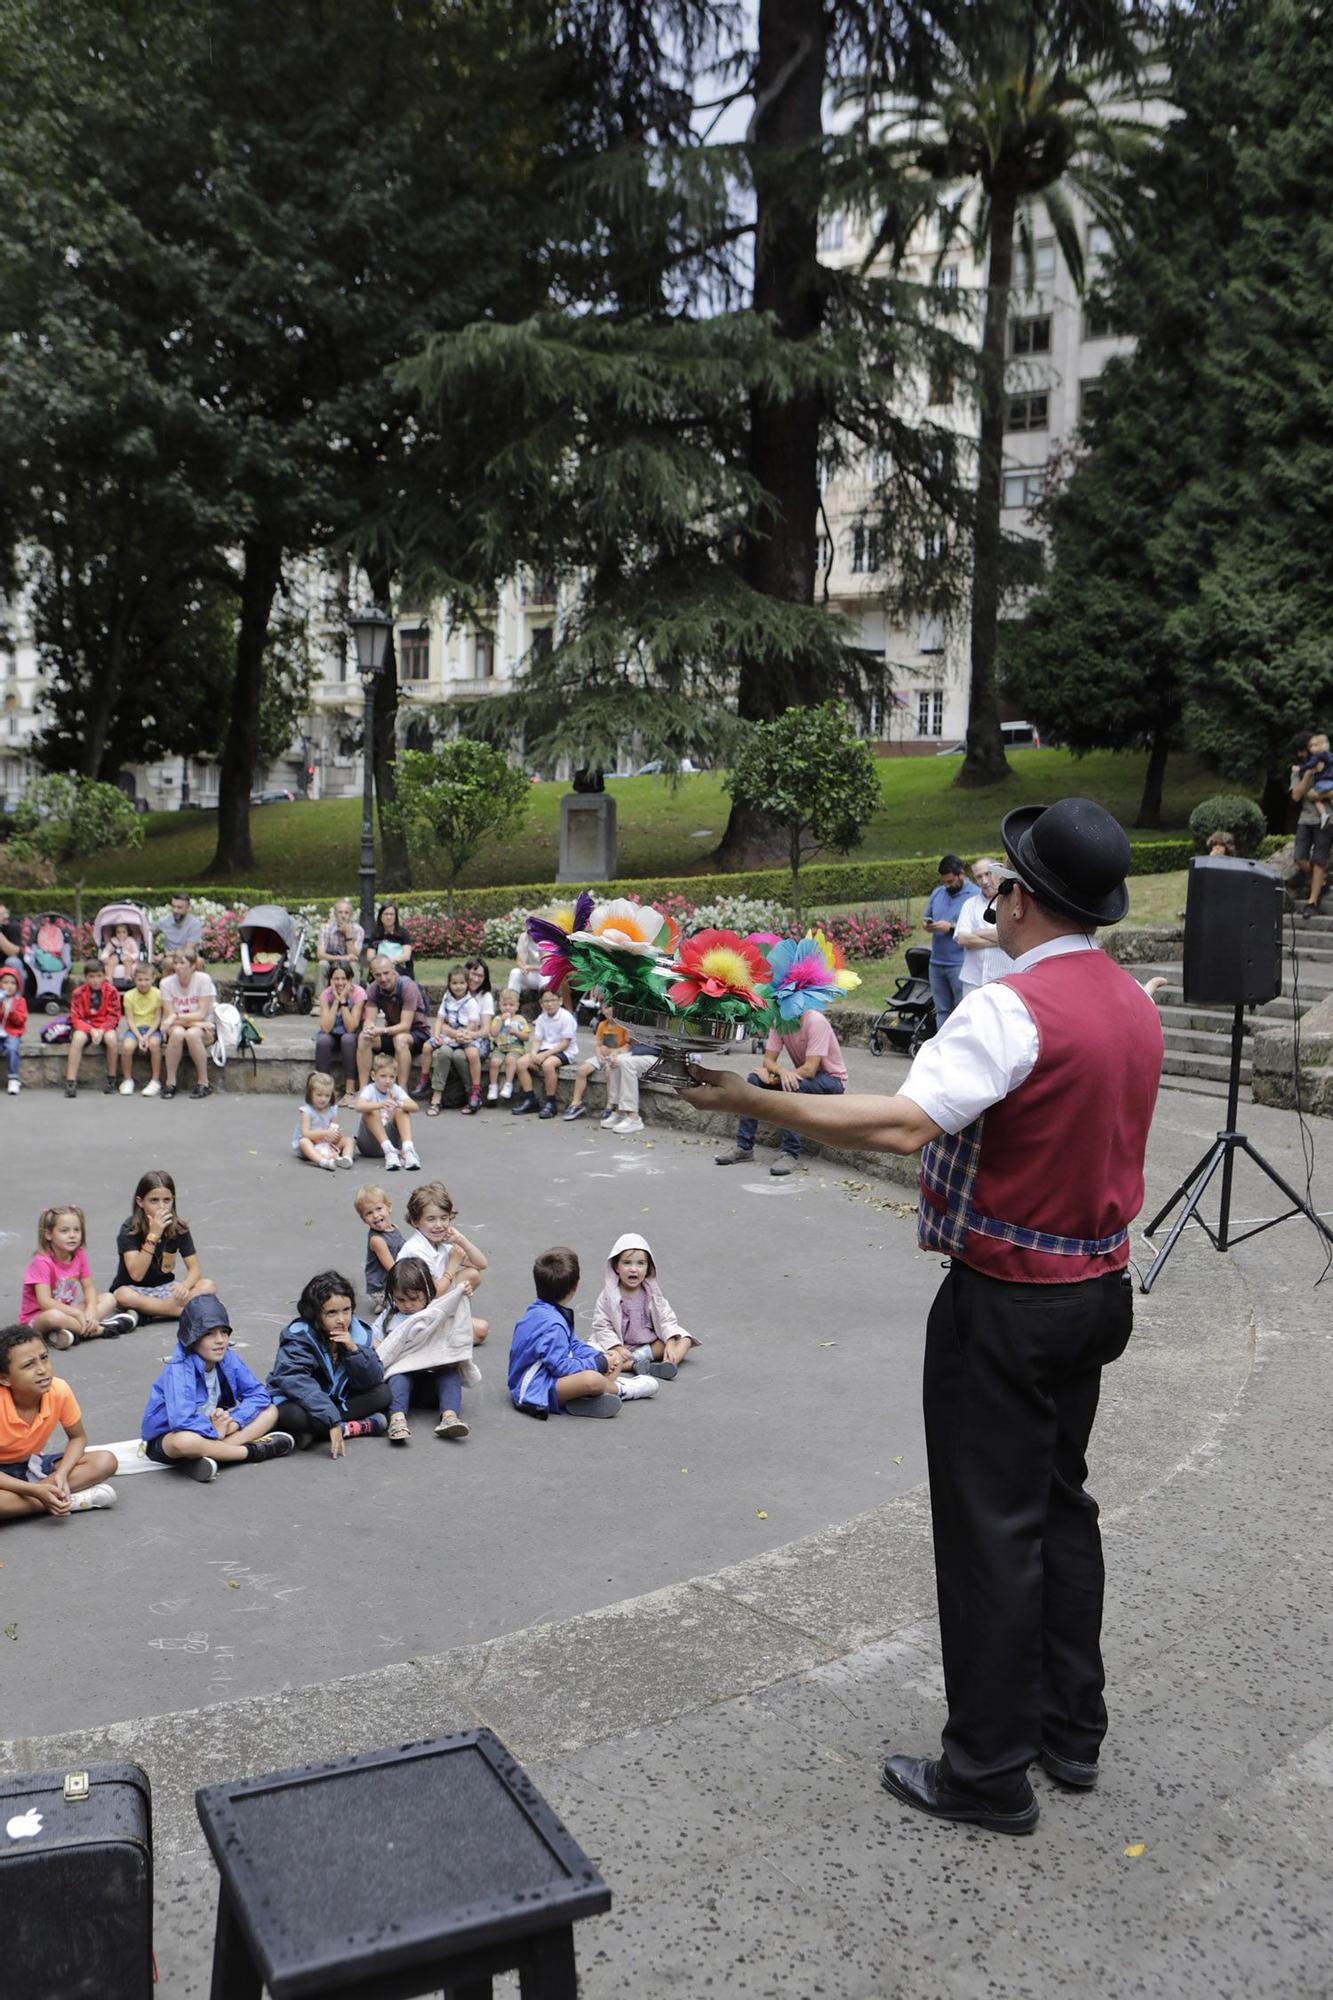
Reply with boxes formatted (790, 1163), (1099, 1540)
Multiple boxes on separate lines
(918, 1119), (1130, 1261)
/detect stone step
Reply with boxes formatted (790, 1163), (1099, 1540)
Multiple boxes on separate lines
(1162, 1026), (1253, 1057)
(1156, 1005), (1256, 1036)
(1159, 1072), (1245, 1104)
(1160, 1046), (1252, 1085)
(1136, 968), (1326, 1012)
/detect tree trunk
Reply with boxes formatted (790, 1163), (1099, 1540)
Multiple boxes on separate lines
(366, 558), (411, 891)
(1134, 732), (1170, 828)
(1261, 765), (1292, 835)
(207, 537), (282, 877)
(956, 179), (1018, 791)
(714, 0), (827, 871)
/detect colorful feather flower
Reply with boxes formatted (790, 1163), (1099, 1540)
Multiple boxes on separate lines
(570, 898), (677, 958)
(526, 892), (594, 988)
(761, 935), (841, 1021)
(665, 930), (772, 1011)
(808, 927), (861, 994)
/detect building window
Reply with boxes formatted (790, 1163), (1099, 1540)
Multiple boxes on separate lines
(817, 212), (844, 252)
(815, 534), (831, 574)
(1006, 391), (1049, 432)
(868, 449), (890, 482)
(1009, 315), (1051, 357)
(920, 527), (948, 562)
(1031, 240), (1056, 283)
(529, 625), (552, 667)
(1002, 469), (1046, 510)
(1083, 303), (1115, 341)
(917, 689), (944, 737)
(1079, 377), (1105, 421)
(850, 525), (881, 574)
(399, 632), (430, 681)
(918, 616), (945, 655)
(928, 353), (955, 405)
(1088, 223), (1113, 261)
(528, 571), (557, 605)
(939, 263), (959, 289)
(474, 628), (496, 680)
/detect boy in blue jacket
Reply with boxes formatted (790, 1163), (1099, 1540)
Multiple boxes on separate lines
(508, 1246), (655, 1418)
(141, 1295), (293, 1484)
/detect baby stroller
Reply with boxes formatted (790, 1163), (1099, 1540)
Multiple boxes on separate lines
(235, 905), (313, 1017)
(24, 912), (74, 1013)
(91, 901), (153, 990)
(868, 945), (936, 1057)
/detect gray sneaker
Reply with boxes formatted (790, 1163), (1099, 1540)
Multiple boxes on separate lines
(770, 1157), (798, 1177)
(714, 1146), (754, 1166)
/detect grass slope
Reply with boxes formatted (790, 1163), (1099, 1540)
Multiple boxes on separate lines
(77, 748), (1225, 895)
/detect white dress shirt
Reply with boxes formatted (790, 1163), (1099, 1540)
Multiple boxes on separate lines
(955, 893), (1016, 989)
(899, 934), (1098, 1135)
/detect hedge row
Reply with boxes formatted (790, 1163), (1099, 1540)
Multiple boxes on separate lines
(3, 834), (1290, 918)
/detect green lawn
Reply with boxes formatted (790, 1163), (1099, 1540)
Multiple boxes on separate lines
(77, 748), (1223, 896)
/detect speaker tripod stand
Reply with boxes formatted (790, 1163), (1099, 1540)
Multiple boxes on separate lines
(1140, 1002), (1333, 1292)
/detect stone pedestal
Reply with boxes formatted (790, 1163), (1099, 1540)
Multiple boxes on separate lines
(558, 792), (617, 883)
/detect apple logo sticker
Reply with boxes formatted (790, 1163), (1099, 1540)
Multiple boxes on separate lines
(6, 1809), (43, 1839)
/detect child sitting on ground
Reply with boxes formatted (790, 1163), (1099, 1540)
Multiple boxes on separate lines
(355, 1184), (404, 1304)
(507, 1246), (656, 1418)
(424, 964), (484, 1117)
(117, 959), (164, 1096)
(352, 1049), (421, 1171)
(22, 1204), (138, 1347)
(65, 958), (122, 1097)
(590, 1231), (699, 1381)
(293, 1069), (356, 1171)
(111, 1169), (217, 1321)
(487, 987), (530, 1103)
(0, 1325), (118, 1520)
(397, 1181), (490, 1343)
(371, 1255), (482, 1444)
(139, 1294), (293, 1483)
(267, 1270), (390, 1456)
(563, 994), (629, 1122)
(0, 965), (26, 1096)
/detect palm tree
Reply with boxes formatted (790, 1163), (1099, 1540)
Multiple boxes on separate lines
(878, 4), (1156, 787)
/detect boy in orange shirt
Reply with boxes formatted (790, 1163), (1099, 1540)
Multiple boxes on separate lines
(0, 1326), (117, 1520)
(563, 995), (630, 1123)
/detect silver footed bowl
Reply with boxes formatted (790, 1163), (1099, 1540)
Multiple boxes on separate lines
(613, 1003), (749, 1087)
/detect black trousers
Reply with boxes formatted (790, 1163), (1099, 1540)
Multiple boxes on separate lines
(275, 1383), (391, 1440)
(923, 1260), (1133, 1802)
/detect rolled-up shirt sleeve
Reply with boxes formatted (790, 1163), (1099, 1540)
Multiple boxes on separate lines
(898, 983), (1040, 1135)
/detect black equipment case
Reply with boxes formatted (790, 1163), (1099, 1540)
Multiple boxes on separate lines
(0, 1761), (153, 1998)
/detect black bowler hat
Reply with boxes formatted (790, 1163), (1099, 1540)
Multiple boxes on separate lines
(999, 797), (1131, 927)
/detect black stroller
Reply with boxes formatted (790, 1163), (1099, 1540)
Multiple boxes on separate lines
(234, 905), (314, 1017)
(868, 945), (937, 1056)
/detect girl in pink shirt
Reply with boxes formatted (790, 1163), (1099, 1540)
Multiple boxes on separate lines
(20, 1204), (134, 1348)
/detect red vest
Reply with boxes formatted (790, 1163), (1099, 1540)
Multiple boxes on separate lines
(917, 950), (1163, 1284)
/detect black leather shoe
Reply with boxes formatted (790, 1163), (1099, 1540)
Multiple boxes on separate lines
(880, 1755), (1039, 1835)
(1039, 1748), (1098, 1789)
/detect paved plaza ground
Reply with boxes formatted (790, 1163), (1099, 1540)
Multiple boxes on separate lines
(2, 1065), (1332, 1995)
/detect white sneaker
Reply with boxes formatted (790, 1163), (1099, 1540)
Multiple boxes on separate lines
(401, 1142), (421, 1171)
(486, 1084), (499, 1103)
(141, 1079), (161, 1097)
(617, 1373), (658, 1401)
(613, 1116), (645, 1135)
(119, 1078), (135, 1095)
(498, 1081), (513, 1100)
(69, 1483), (117, 1512)
(383, 1145), (402, 1171)
(599, 1107), (619, 1125)
(6, 1077), (18, 1096)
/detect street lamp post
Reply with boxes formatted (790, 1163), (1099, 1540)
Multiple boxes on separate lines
(350, 606), (393, 939)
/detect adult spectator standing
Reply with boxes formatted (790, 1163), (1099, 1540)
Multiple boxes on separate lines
(156, 892), (204, 972)
(1288, 729), (1331, 918)
(364, 903), (416, 983)
(356, 954), (428, 1092)
(0, 903), (27, 991)
(684, 800), (1163, 1836)
(316, 899), (365, 988)
(160, 945), (217, 1100)
(922, 855), (970, 1027)
(955, 858), (1015, 993)
(506, 928), (549, 1000)
(315, 959), (366, 1096)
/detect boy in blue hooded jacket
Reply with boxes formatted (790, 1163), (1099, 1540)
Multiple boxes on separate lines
(141, 1294), (293, 1484)
(507, 1246), (640, 1418)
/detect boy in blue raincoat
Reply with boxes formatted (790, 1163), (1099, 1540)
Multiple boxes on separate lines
(507, 1246), (646, 1418)
(140, 1294), (293, 1483)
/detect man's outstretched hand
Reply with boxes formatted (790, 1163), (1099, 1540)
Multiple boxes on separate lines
(679, 1064), (751, 1116)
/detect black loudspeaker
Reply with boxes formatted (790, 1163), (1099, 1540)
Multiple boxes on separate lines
(1182, 856), (1283, 1006)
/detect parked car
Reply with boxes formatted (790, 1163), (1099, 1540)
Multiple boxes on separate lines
(250, 788), (296, 804)
(935, 721), (1042, 755)
(633, 757), (699, 776)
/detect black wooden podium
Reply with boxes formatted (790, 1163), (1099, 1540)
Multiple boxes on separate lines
(195, 1729), (610, 1999)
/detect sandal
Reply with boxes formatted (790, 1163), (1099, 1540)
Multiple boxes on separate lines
(387, 1412), (411, 1444)
(426, 1102), (442, 1117)
(434, 1412), (470, 1440)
